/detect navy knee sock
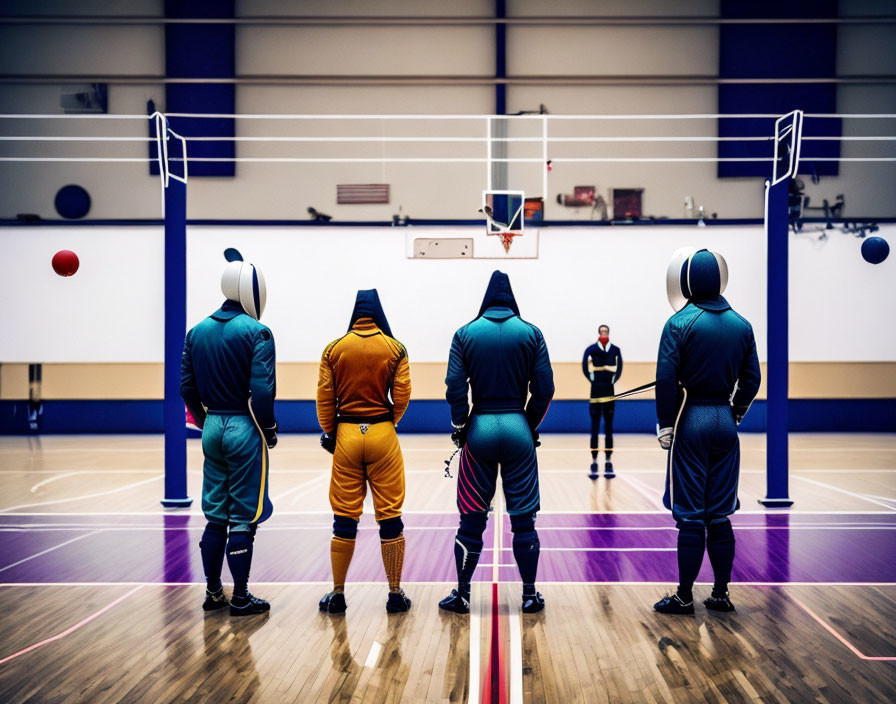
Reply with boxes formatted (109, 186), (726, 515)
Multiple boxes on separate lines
(199, 522), (227, 592)
(226, 530), (255, 599)
(676, 524), (706, 602)
(455, 513), (487, 596)
(512, 531), (540, 594)
(511, 513), (540, 595)
(706, 519), (736, 597)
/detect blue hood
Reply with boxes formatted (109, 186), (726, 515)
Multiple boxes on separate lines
(348, 289), (393, 337)
(477, 270), (520, 318)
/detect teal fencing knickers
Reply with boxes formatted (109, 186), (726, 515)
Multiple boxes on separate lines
(201, 413), (273, 527)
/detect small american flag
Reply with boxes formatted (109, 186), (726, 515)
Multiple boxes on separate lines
(337, 184), (390, 204)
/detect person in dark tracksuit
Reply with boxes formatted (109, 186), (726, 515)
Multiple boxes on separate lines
(582, 324), (623, 479)
(181, 248), (277, 617)
(653, 248), (760, 615)
(439, 271), (555, 615)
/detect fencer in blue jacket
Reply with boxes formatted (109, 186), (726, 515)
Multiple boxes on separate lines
(440, 271), (555, 614)
(654, 248), (760, 615)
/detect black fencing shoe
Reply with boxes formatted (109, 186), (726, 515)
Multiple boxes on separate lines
(704, 592), (736, 612)
(589, 462), (599, 480)
(438, 589), (471, 614)
(230, 593), (270, 616)
(522, 591), (545, 614)
(319, 591), (347, 614)
(202, 588), (229, 611)
(604, 461), (615, 478)
(386, 589), (412, 613)
(654, 594), (694, 615)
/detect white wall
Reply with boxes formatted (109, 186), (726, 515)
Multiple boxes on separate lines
(2, 223), (893, 364)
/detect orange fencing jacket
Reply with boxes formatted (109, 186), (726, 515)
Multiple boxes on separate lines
(317, 318), (411, 434)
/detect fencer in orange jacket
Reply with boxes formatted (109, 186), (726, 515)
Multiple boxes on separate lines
(316, 289), (412, 615)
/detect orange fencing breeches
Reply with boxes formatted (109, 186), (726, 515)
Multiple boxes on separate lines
(329, 421), (405, 521)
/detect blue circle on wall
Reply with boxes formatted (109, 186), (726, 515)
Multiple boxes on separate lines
(54, 184), (91, 219)
(861, 236), (889, 265)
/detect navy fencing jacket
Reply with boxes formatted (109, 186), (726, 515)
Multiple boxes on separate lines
(446, 272), (555, 429)
(582, 341), (623, 398)
(655, 296), (760, 429)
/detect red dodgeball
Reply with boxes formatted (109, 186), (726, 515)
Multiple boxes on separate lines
(52, 250), (79, 277)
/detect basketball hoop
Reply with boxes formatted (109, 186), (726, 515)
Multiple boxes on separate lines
(481, 190), (525, 254)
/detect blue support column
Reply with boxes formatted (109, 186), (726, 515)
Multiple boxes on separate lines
(161, 175), (192, 508)
(495, 0), (506, 115)
(761, 178), (794, 507)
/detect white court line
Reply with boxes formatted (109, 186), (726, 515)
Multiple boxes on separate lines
(535, 525), (896, 531)
(0, 531), (102, 573)
(792, 475), (896, 511)
(500, 547), (677, 552)
(530, 581), (896, 587)
(2, 524), (894, 533)
(407, 447), (896, 454)
(31, 472), (80, 493)
(468, 584), (481, 704)
(271, 473), (328, 502)
(617, 474), (665, 510)
(2, 508), (896, 517)
(0, 525), (455, 532)
(12, 443), (894, 455)
(862, 493), (896, 503)
(1, 580), (893, 588)
(794, 469), (896, 474)
(28, 470), (151, 493)
(508, 606), (523, 704)
(541, 469), (896, 474)
(363, 641), (382, 669)
(493, 488), (503, 583)
(0, 475), (164, 513)
(2, 468), (330, 476)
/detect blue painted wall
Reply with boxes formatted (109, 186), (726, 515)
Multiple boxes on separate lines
(718, 0), (841, 178)
(163, 0), (235, 177)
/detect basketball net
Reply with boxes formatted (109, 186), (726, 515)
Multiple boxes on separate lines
(480, 204), (524, 254)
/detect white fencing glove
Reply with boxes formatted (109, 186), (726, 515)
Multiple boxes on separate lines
(657, 426), (673, 450)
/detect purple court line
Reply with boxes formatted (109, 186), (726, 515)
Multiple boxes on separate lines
(0, 585), (144, 665)
(787, 592), (896, 661)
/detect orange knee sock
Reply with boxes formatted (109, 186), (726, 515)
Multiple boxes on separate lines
(380, 536), (406, 592)
(331, 536), (356, 591)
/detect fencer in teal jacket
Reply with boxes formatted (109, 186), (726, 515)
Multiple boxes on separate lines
(181, 248), (276, 616)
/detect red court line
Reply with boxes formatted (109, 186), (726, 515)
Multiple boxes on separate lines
(0, 585), (144, 666)
(788, 593), (896, 662)
(483, 581), (508, 704)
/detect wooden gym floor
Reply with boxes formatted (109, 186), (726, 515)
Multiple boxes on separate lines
(0, 433), (894, 702)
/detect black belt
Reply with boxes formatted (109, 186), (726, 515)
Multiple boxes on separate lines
(336, 412), (393, 424)
(206, 408), (249, 416)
